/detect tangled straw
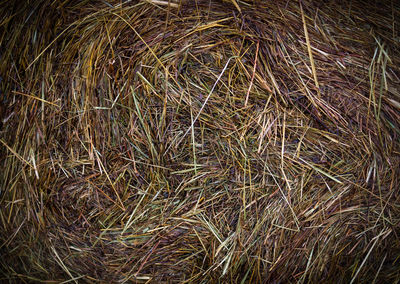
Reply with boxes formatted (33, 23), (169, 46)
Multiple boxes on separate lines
(1, 0), (399, 282)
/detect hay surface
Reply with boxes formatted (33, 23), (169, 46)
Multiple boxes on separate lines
(1, 0), (400, 282)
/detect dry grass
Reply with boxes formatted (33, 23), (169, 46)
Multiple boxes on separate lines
(1, 0), (400, 282)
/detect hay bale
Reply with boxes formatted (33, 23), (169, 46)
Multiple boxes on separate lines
(1, 0), (399, 282)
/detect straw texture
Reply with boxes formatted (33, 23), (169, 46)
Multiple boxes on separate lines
(1, 0), (399, 282)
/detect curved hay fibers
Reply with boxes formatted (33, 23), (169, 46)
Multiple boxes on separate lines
(1, 0), (400, 282)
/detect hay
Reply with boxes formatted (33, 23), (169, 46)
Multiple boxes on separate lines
(1, 0), (399, 282)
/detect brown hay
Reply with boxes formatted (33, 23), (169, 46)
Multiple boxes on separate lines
(1, 0), (400, 282)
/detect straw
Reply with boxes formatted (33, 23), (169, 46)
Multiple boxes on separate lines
(1, 0), (399, 282)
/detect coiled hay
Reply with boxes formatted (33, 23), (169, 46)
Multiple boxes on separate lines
(1, 0), (400, 282)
